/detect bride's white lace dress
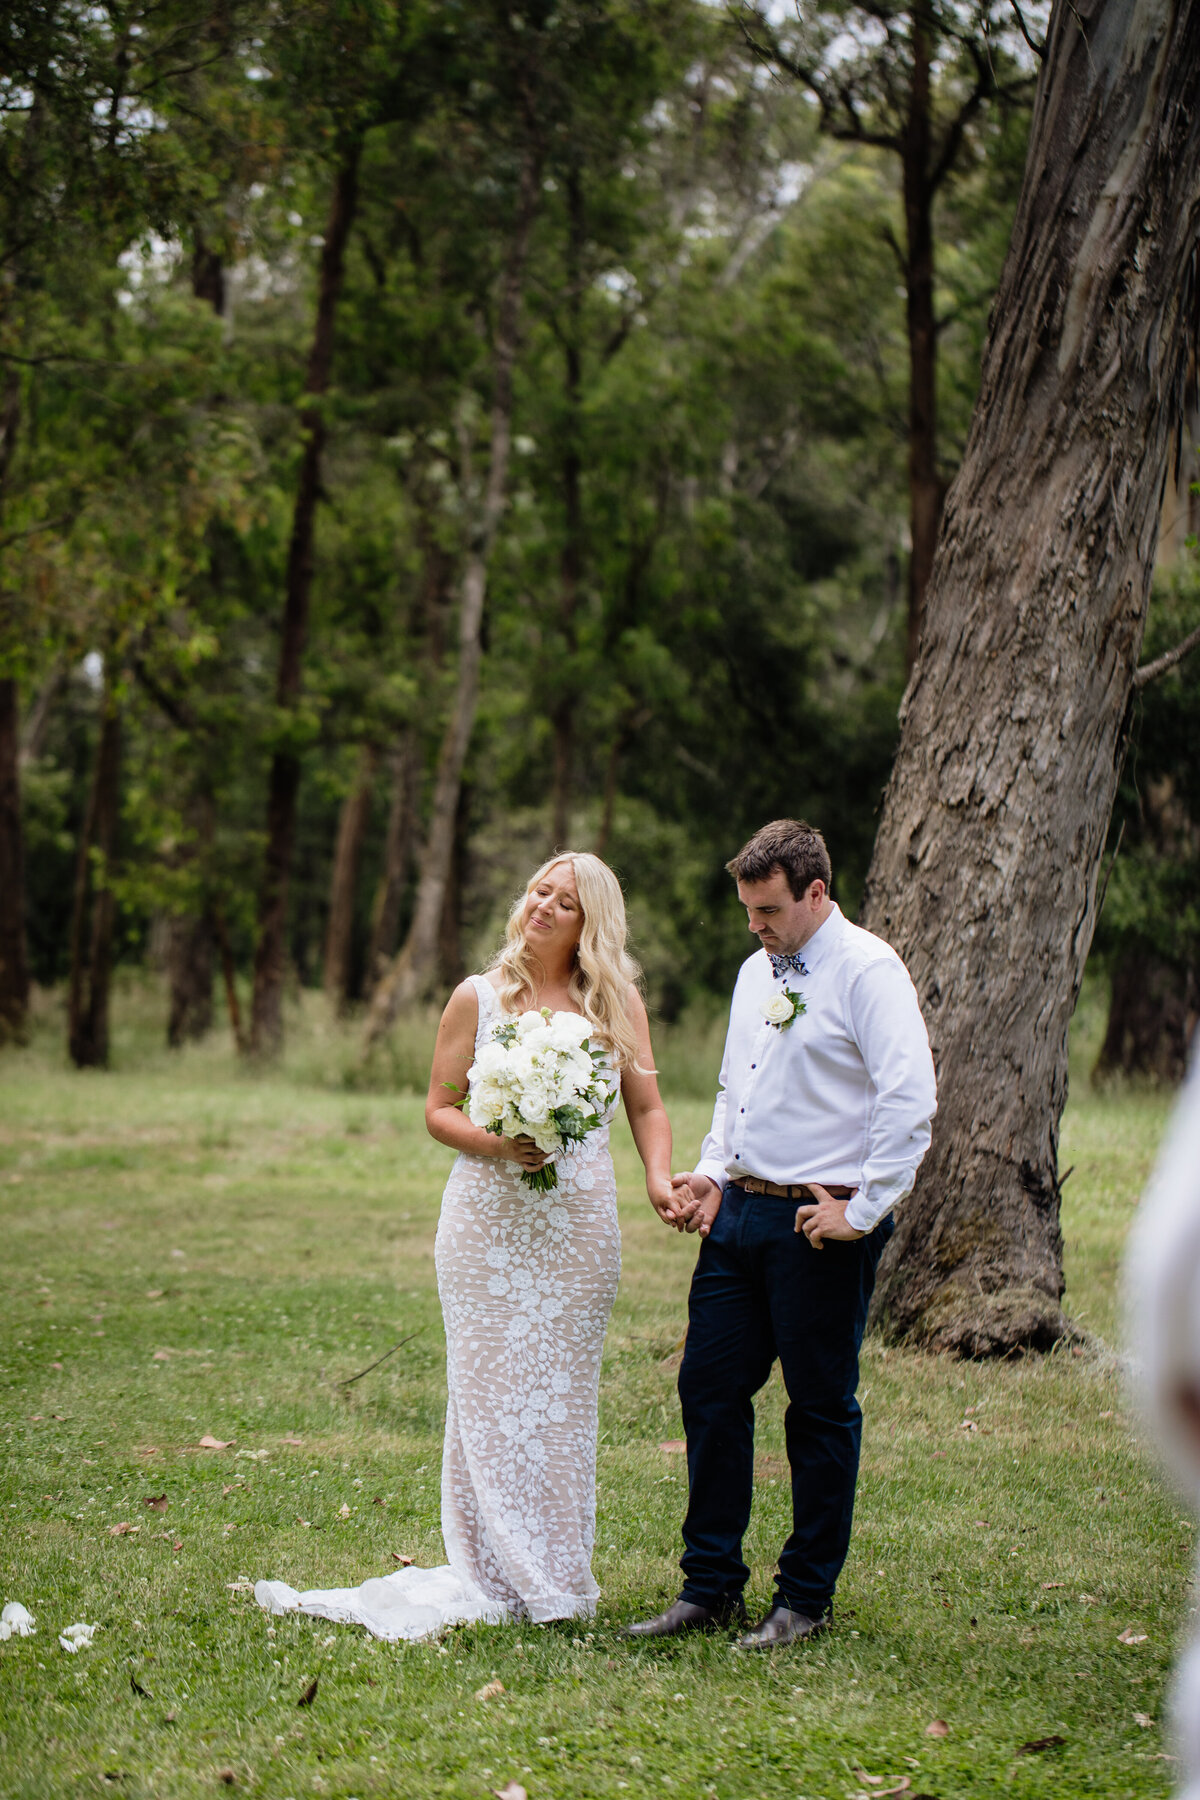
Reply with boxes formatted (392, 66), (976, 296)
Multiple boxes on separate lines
(256, 975), (621, 1640)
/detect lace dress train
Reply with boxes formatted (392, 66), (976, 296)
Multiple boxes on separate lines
(256, 975), (621, 1641)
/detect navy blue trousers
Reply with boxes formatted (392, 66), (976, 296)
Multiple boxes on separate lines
(677, 1183), (892, 1618)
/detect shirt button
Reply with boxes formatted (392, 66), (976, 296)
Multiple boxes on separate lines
(740, 1108), (745, 1114)
(750, 1064), (756, 1070)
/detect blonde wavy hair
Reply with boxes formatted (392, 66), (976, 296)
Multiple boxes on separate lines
(488, 852), (645, 1069)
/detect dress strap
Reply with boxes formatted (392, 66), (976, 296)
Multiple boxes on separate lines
(469, 973), (497, 1046)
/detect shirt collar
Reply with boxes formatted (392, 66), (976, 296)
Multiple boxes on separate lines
(800, 901), (843, 973)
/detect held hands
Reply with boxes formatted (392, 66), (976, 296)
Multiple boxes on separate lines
(794, 1183), (865, 1250)
(666, 1171), (723, 1237)
(506, 1134), (549, 1172)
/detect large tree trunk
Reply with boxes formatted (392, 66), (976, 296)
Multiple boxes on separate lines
(248, 143), (361, 1056)
(859, 0), (1200, 1355)
(365, 146), (541, 1043)
(323, 742), (378, 1009)
(67, 688), (121, 1069)
(902, 2), (941, 673)
(0, 677), (30, 1041)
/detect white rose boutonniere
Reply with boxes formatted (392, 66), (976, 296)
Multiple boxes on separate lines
(763, 988), (806, 1031)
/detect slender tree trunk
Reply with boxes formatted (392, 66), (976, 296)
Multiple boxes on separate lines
(212, 903), (245, 1051)
(248, 142), (362, 1057)
(365, 145), (541, 1042)
(365, 730), (420, 993)
(0, 677), (29, 1040)
(859, 0), (1200, 1354)
(903, 2), (941, 673)
(1094, 950), (1196, 1084)
(438, 783), (470, 989)
(550, 160), (585, 851)
(68, 689), (121, 1069)
(323, 742), (378, 1009)
(166, 914), (215, 1045)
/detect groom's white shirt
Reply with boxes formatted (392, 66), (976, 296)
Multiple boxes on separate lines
(695, 903), (937, 1233)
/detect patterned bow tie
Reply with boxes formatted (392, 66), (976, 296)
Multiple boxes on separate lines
(768, 951), (809, 979)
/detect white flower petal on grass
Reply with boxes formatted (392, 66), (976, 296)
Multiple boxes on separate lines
(58, 1623), (98, 1653)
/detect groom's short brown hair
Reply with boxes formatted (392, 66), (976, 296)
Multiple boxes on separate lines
(726, 819), (832, 900)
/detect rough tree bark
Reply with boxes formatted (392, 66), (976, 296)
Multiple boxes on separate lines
(364, 145), (541, 1043)
(859, 0), (1200, 1354)
(248, 142), (362, 1056)
(0, 677), (30, 1040)
(901, 1), (942, 675)
(323, 742), (378, 1009)
(67, 685), (121, 1069)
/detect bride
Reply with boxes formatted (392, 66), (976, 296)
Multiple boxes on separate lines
(257, 852), (677, 1639)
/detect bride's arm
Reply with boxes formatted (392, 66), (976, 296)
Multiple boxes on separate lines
(424, 982), (546, 1170)
(621, 987), (678, 1224)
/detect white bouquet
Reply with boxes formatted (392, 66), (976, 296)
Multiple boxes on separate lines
(464, 1007), (614, 1191)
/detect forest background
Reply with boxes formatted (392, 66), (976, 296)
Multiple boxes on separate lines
(0, 0), (1197, 1086)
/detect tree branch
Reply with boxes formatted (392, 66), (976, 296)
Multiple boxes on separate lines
(1009, 0), (1046, 58)
(1133, 620), (1200, 688)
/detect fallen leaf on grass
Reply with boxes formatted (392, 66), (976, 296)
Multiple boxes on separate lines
(143, 1495), (168, 1512)
(145, 1290), (164, 1300)
(391, 1553), (414, 1565)
(372, 1496), (386, 1506)
(50, 1361), (63, 1371)
(130, 1675), (152, 1699)
(1016, 1736), (1066, 1755)
(172, 1540), (183, 1552)
(152, 1351), (171, 1362)
(337, 1502), (351, 1519)
(1134, 1713), (1154, 1728)
(298, 1677), (318, 1708)
(108, 1522), (140, 1537)
(197, 1435), (233, 1450)
(475, 1681), (505, 1701)
(925, 1720), (949, 1738)
(1118, 1628), (1149, 1645)
(1040, 1581), (1064, 1590)
(137, 1446), (161, 1458)
(217, 1770), (236, 1786)
(930, 1451), (947, 1460)
(492, 1785), (527, 1800)
(658, 1440), (686, 1453)
(281, 1436), (303, 1446)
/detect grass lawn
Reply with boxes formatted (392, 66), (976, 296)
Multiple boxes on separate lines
(0, 979), (1192, 1799)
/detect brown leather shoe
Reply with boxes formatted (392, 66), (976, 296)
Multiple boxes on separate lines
(620, 1595), (747, 1639)
(735, 1604), (829, 1649)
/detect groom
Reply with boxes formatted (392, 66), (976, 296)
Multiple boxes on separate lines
(626, 819), (936, 1648)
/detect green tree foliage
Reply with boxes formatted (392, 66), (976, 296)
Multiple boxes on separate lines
(4, 0), (1053, 1055)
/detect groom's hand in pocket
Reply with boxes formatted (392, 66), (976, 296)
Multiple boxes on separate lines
(794, 1184), (864, 1250)
(671, 1172), (723, 1237)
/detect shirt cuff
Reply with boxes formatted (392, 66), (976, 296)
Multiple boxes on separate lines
(845, 1186), (899, 1234)
(694, 1158), (728, 1193)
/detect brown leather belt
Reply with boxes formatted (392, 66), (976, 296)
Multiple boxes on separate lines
(736, 1176), (856, 1200)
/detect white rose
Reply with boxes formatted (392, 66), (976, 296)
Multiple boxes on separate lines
(518, 1089), (552, 1126)
(546, 1011), (591, 1050)
(472, 1041), (508, 1078)
(467, 1079), (505, 1128)
(515, 1010), (548, 1037)
(763, 993), (794, 1025)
